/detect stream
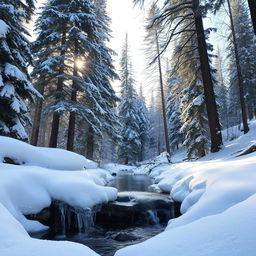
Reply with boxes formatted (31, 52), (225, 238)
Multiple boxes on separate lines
(32, 173), (179, 256)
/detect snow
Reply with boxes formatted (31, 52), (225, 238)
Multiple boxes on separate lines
(0, 203), (99, 256)
(0, 136), (94, 170)
(0, 19), (9, 38)
(0, 136), (117, 255)
(115, 120), (256, 256)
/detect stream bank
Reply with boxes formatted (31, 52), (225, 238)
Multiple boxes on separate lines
(30, 173), (180, 256)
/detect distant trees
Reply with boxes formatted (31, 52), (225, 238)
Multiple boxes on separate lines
(134, 0), (223, 153)
(0, 0), (40, 141)
(144, 3), (171, 157)
(118, 36), (150, 164)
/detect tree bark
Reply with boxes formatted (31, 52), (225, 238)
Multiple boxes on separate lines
(155, 30), (171, 158)
(30, 88), (44, 146)
(67, 43), (79, 151)
(193, 0), (223, 152)
(86, 126), (94, 160)
(248, 0), (256, 35)
(49, 27), (67, 148)
(227, 0), (249, 134)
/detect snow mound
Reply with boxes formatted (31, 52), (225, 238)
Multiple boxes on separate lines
(0, 203), (99, 256)
(115, 194), (256, 256)
(0, 163), (117, 233)
(0, 136), (91, 170)
(115, 120), (256, 256)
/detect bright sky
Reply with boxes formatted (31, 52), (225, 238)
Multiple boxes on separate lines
(106, 0), (148, 95)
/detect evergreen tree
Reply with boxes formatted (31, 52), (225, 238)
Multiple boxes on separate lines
(137, 85), (150, 161)
(171, 19), (209, 159)
(0, 0), (40, 141)
(213, 47), (229, 130)
(227, 0), (256, 127)
(135, 0), (223, 153)
(167, 75), (184, 151)
(118, 36), (142, 164)
(144, 3), (171, 156)
(32, 0), (119, 153)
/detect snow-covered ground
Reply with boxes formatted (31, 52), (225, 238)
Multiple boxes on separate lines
(0, 137), (117, 256)
(1, 121), (256, 256)
(115, 121), (256, 256)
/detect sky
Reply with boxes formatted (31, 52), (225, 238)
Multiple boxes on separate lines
(106, 0), (149, 95)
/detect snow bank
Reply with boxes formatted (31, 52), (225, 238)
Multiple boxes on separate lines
(0, 136), (93, 170)
(116, 194), (256, 256)
(101, 162), (136, 175)
(0, 203), (99, 256)
(0, 163), (117, 233)
(115, 121), (256, 256)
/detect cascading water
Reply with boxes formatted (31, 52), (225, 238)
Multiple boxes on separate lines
(30, 173), (180, 256)
(52, 200), (99, 236)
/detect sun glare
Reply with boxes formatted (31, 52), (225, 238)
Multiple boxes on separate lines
(76, 59), (84, 70)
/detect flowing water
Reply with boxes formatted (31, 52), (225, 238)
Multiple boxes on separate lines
(32, 173), (178, 256)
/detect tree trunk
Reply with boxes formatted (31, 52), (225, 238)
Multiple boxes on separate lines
(49, 27), (67, 148)
(248, 0), (256, 35)
(155, 30), (171, 158)
(193, 0), (223, 152)
(227, 0), (249, 134)
(67, 43), (79, 151)
(30, 91), (44, 146)
(86, 126), (94, 160)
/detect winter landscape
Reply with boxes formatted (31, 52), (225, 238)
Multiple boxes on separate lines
(0, 0), (256, 255)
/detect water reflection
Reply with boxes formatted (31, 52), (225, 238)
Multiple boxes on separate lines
(110, 173), (153, 192)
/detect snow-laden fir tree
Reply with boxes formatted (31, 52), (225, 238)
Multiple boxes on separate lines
(137, 85), (150, 161)
(227, 0), (256, 125)
(32, 0), (119, 153)
(167, 74), (184, 151)
(118, 36), (143, 164)
(0, 0), (40, 141)
(172, 23), (209, 159)
(213, 46), (229, 133)
(81, 0), (120, 159)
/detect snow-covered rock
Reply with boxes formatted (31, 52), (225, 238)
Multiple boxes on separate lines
(0, 136), (92, 170)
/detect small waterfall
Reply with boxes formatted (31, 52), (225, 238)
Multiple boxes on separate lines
(145, 210), (159, 225)
(52, 201), (100, 236)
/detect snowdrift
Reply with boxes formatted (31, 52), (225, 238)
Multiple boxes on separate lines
(115, 121), (256, 256)
(0, 136), (117, 256)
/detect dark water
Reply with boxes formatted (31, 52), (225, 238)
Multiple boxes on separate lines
(109, 173), (153, 192)
(32, 173), (169, 256)
(58, 225), (165, 256)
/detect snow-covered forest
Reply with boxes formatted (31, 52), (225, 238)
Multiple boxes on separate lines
(0, 0), (256, 255)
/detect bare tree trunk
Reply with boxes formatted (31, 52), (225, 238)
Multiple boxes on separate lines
(67, 43), (78, 151)
(248, 0), (256, 35)
(49, 27), (67, 148)
(227, 0), (249, 134)
(86, 126), (94, 160)
(193, 0), (223, 152)
(155, 30), (171, 158)
(30, 91), (44, 146)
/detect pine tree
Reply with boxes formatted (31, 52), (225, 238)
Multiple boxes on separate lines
(173, 27), (209, 159)
(167, 74), (184, 151)
(118, 36), (142, 164)
(0, 0), (40, 141)
(135, 0), (223, 153)
(144, 3), (171, 157)
(213, 46), (229, 131)
(32, 0), (119, 153)
(137, 85), (150, 161)
(227, 0), (256, 129)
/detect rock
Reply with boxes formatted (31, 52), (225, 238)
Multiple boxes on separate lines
(96, 191), (181, 228)
(111, 232), (139, 241)
(3, 157), (22, 165)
